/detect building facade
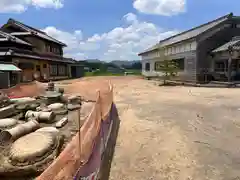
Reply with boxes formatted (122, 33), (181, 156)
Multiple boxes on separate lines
(0, 18), (78, 86)
(139, 13), (240, 83)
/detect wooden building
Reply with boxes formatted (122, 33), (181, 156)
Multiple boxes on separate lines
(0, 18), (77, 86)
(139, 13), (240, 83)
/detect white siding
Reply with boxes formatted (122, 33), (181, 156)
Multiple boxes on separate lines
(141, 50), (161, 60)
(163, 40), (197, 56)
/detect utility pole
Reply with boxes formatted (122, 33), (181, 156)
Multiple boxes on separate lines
(228, 46), (233, 83)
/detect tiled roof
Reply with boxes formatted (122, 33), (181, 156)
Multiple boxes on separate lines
(6, 19), (66, 46)
(139, 43), (159, 55)
(212, 37), (240, 53)
(0, 47), (74, 63)
(139, 13), (233, 55)
(0, 30), (32, 46)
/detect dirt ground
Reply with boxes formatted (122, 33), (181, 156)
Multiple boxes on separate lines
(65, 76), (240, 180)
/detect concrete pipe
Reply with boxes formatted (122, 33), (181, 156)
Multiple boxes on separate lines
(0, 120), (40, 145)
(25, 110), (55, 122)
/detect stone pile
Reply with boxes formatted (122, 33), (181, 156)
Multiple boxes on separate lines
(0, 81), (84, 177)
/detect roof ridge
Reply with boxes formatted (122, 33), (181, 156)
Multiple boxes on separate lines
(0, 30), (32, 46)
(6, 18), (66, 46)
(0, 30), (15, 39)
(8, 18), (47, 34)
(159, 12), (233, 45)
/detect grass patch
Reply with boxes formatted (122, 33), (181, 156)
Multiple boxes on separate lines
(125, 69), (141, 75)
(84, 69), (142, 77)
(84, 71), (124, 77)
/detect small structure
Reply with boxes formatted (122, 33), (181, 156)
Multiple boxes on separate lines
(69, 60), (84, 78)
(0, 63), (21, 88)
(211, 36), (240, 82)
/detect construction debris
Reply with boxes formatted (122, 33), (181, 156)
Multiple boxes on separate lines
(0, 81), (95, 179)
(0, 120), (40, 145)
(25, 110), (55, 122)
(9, 132), (57, 165)
(48, 103), (68, 115)
(0, 118), (18, 128)
(55, 117), (68, 128)
(0, 104), (16, 119)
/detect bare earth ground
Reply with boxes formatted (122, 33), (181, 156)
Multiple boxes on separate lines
(65, 76), (240, 180)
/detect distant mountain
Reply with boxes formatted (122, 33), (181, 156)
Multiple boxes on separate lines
(85, 59), (103, 63)
(110, 60), (140, 68)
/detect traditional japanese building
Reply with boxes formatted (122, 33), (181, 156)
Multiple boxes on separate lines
(139, 13), (240, 83)
(0, 18), (77, 86)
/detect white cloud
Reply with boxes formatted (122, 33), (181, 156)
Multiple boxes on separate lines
(123, 13), (138, 24)
(43, 26), (83, 51)
(31, 0), (63, 8)
(133, 0), (186, 16)
(0, 0), (63, 13)
(42, 12), (178, 61)
(65, 52), (88, 60)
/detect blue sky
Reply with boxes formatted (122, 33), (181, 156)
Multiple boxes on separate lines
(0, 0), (240, 61)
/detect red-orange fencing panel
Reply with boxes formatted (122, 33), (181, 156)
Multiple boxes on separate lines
(100, 82), (113, 120)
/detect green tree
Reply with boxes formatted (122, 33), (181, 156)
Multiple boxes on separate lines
(155, 49), (179, 85)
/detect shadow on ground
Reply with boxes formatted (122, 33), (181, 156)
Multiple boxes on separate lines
(99, 103), (121, 180)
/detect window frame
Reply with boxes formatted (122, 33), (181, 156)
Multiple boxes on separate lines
(145, 63), (150, 71)
(49, 64), (58, 76)
(173, 58), (185, 71)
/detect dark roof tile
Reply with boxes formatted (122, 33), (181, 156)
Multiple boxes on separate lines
(6, 19), (66, 47)
(212, 37), (240, 53)
(139, 13), (233, 55)
(0, 30), (32, 46)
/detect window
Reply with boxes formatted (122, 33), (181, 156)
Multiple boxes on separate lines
(174, 47), (177, 53)
(43, 64), (47, 68)
(36, 65), (40, 71)
(58, 65), (67, 76)
(176, 46), (179, 53)
(185, 44), (190, 51)
(165, 49), (168, 55)
(191, 42), (196, 50)
(154, 62), (164, 71)
(50, 64), (58, 76)
(173, 58), (185, 70)
(55, 48), (59, 54)
(145, 63), (150, 71)
(181, 45), (185, 52)
(46, 44), (50, 52)
(214, 61), (226, 72)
